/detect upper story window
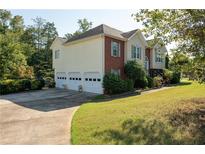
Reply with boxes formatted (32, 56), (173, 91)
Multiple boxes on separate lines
(155, 48), (163, 63)
(111, 68), (120, 76)
(55, 50), (60, 59)
(136, 46), (142, 59)
(131, 45), (142, 59)
(111, 41), (120, 57)
(131, 45), (137, 58)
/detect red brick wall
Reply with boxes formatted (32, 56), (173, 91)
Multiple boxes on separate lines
(104, 36), (125, 79)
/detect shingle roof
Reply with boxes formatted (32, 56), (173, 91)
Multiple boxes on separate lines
(146, 38), (160, 48)
(121, 29), (139, 38)
(64, 24), (139, 44)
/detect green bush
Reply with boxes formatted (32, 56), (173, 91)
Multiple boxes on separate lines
(0, 80), (16, 94)
(153, 76), (163, 88)
(124, 61), (147, 89)
(135, 77), (148, 88)
(44, 77), (55, 88)
(147, 76), (154, 88)
(170, 72), (181, 84)
(31, 80), (44, 90)
(18, 79), (31, 90)
(163, 69), (173, 84)
(103, 74), (134, 94)
(0, 79), (44, 95)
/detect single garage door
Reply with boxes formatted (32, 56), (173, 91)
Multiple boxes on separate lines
(67, 72), (82, 91)
(83, 72), (103, 94)
(56, 72), (67, 88)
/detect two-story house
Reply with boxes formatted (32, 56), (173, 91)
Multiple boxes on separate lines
(50, 24), (167, 94)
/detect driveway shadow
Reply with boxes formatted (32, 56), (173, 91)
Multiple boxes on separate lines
(10, 97), (85, 112)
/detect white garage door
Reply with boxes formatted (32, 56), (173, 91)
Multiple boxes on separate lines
(56, 72), (67, 88)
(83, 72), (103, 94)
(67, 72), (82, 91)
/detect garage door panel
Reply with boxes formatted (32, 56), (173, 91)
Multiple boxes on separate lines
(67, 72), (82, 91)
(56, 72), (67, 88)
(83, 72), (103, 94)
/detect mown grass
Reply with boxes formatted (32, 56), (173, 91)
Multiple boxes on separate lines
(71, 80), (205, 144)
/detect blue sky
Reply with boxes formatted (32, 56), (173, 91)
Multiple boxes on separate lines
(9, 9), (174, 51)
(10, 10), (142, 37)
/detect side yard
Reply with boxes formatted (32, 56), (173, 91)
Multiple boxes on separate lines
(71, 81), (205, 144)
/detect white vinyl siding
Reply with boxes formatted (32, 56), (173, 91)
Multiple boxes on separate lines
(111, 41), (120, 57)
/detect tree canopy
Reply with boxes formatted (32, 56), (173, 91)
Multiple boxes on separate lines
(65, 18), (92, 39)
(133, 9), (205, 82)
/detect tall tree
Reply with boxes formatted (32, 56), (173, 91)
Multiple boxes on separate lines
(65, 18), (92, 39)
(0, 10), (33, 79)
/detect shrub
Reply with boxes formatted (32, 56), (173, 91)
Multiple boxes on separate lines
(163, 69), (173, 84)
(153, 76), (163, 88)
(18, 79), (31, 90)
(0, 80), (16, 94)
(31, 80), (44, 90)
(103, 74), (134, 94)
(0, 79), (45, 95)
(135, 77), (148, 89)
(44, 77), (55, 88)
(170, 72), (181, 84)
(147, 76), (154, 88)
(125, 61), (148, 89)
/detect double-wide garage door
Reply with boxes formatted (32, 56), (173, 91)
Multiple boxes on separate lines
(56, 71), (103, 94)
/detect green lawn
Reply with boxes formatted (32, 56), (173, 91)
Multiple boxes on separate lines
(71, 81), (205, 144)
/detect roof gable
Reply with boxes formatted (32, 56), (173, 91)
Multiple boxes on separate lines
(64, 24), (141, 44)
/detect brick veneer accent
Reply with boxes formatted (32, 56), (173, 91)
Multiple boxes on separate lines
(104, 36), (125, 79)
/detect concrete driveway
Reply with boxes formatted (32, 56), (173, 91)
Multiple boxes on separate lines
(0, 89), (96, 144)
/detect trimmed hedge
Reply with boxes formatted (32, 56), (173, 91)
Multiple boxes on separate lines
(103, 74), (134, 94)
(0, 79), (44, 95)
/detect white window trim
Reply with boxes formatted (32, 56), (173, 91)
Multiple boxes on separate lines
(111, 41), (120, 57)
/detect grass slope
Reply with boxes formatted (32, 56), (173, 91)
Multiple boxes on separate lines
(71, 81), (205, 144)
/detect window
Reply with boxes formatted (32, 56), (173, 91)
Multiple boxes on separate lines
(97, 79), (101, 82)
(136, 47), (142, 59)
(79, 78), (81, 80)
(155, 48), (163, 63)
(111, 41), (120, 57)
(131, 45), (137, 58)
(55, 50), (60, 59)
(76, 78), (78, 80)
(111, 69), (120, 76)
(85, 78), (88, 81)
(89, 78), (92, 81)
(70, 77), (72, 80)
(72, 78), (75, 80)
(93, 78), (96, 81)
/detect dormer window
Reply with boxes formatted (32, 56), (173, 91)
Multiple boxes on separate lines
(55, 50), (60, 59)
